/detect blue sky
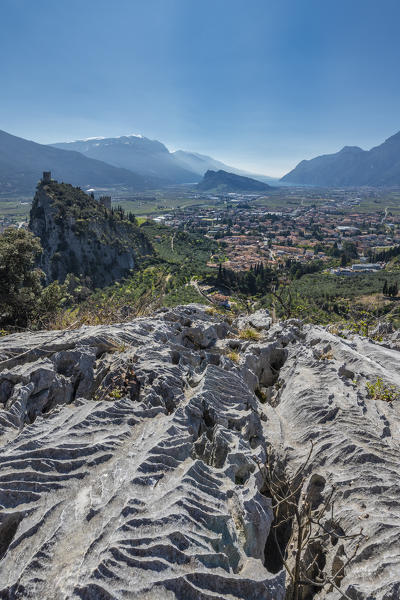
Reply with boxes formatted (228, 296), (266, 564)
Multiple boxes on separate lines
(1, 0), (399, 176)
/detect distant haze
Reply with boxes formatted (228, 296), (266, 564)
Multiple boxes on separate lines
(1, 0), (400, 176)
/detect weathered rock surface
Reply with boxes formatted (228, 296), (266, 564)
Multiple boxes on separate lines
(235, 308), (272, 331)
(0, 305), (399, 599)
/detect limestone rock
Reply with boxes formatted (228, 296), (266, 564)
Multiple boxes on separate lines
(236, 309), (272, 331)
(0, 306), (398, 599)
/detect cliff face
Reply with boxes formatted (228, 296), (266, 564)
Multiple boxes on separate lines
(29, 181), (153, 286)
(0, 305), (399, 599)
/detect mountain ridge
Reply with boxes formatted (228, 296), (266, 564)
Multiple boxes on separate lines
(52, 135), (202, 184)
(0, 129), (158, 196)
(282, 130), (400, 186)
(52, 134), (276, 185)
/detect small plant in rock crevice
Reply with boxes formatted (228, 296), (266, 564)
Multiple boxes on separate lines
(108, 387), (123, 400)
(319, 349), (334, 361)
(206, 306), (224, 317)
(239, 327), (261, 341)
(255, 387), (268, 403)
(106, 340), (128, 353)
(253, 443), (365, 600)
(366, 377), (399, 403)
(227, 350), (240, 363)
(94, 364), (140, 402)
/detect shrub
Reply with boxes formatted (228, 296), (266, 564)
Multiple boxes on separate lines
(254, 443), (365, 599)
(36, 281), (69, 322)
(0, 227), (43, 327)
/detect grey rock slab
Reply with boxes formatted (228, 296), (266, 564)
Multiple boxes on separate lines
(236, 309), (272, 331)
(0, 307), (399, 599)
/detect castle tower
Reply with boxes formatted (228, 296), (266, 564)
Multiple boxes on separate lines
(42, 171), (51, 183)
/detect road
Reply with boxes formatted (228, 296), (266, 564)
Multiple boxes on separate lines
(190, 279), (214, 304)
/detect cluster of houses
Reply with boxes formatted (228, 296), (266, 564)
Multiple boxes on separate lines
(160, 193), (400, 273)
(330, 262), (384, 276)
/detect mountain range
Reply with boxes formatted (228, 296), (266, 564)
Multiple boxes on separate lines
(52, 135), (276, 185)
(281, 130), (400, 186)
(0, 129), (276, 196)
(52, 135), (197, 184)
(0, 129), (157, 196)
(2, 126), (400, 196)
(197, 169), (272, 193)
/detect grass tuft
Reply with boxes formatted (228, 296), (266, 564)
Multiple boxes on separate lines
(239, 328), (260, 341)
(227, 350), (240, 363)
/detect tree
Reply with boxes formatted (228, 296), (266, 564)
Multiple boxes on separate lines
(383, 280), (388, 296)
(217, 263), (223, 282)
(270, 281), (294, 319)
(328, 242), (341, 258)
(387, 282), (398, 298)
(0, 228), (43, 327)
(342, 241), (358, 259)
(128, 212), (138, 225)
(340, 254), (348, 267)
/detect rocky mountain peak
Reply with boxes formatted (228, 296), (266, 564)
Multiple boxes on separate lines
(338, 145), (364, 153)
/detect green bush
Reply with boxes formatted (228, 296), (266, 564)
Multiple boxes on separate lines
(366, 377), (399, 402)
(0, 227), (43, 327)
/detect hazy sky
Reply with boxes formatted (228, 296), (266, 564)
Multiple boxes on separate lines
(1, 0), (400, 176)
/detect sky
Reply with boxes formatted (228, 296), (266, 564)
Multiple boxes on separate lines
(1, 0), (400, 177)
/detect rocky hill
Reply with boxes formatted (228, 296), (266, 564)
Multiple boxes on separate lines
(29, 178), (153, 286)
(0, 304), (399, 599)
(0, 130), (156, 196)
(281, 130), (400, 187)
(197, 169), (273, 193)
